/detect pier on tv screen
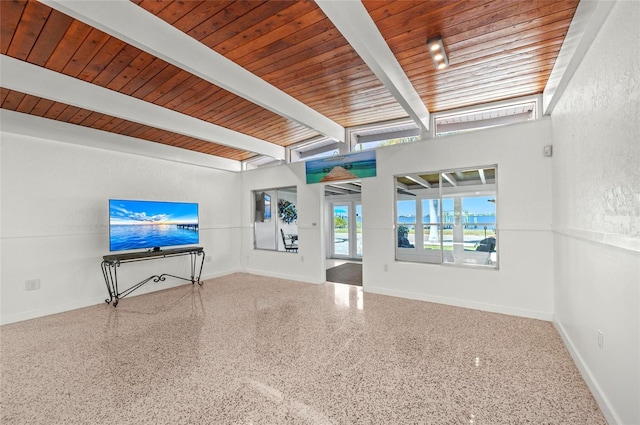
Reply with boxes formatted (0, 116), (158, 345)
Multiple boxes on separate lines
(109, 199), (199, 251)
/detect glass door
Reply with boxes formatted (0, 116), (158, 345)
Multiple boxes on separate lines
(331, 202), (362, 259)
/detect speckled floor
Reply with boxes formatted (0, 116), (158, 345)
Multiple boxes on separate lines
(1, 273), (606, 424)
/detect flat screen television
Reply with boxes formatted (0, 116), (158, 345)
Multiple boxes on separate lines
(109, 199), (199, 252)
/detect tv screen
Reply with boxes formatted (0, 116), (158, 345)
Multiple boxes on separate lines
(109, 199), (199, 251)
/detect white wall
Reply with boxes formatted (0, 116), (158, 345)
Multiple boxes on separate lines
(550, 2), (640, 424)
(1, 117), (242, 324)
(241, 163), (325, 284)
(362, 119), (555, 320)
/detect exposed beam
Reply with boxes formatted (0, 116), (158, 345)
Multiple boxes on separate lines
(442, 173), (458, 187)
(330, 183), (362, 193)
(324, 186), (354, 195)
(316, 0), (430, 132)
(405, 174), (431, 189)
(41, 0), (345, 143)
(543, 0), (616, 115)
(0, 110), (241, 172)
(0, 55), (284, 159)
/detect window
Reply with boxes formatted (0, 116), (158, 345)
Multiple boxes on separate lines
(254, 187), (298, 253)
(434, 96), (538, 137)
(289, 137), (340, 163)
(349, 119), (421, 152)
(395, 166), (498, 268)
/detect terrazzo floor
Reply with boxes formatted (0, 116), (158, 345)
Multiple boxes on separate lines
(1, 273), (606, 424)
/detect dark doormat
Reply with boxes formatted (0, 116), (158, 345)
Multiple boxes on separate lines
(326, 263), (362, 286)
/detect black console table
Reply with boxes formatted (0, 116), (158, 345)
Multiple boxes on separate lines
(101, 246), (205, 307)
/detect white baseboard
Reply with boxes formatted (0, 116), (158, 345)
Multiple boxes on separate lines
(0, 269), (243, 325)
(241, 268), (323, 285)
(553, 318), (620, 425)
(364, 285), (553, 321)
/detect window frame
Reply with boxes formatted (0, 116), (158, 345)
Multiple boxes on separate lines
(395, 165), (498, 269)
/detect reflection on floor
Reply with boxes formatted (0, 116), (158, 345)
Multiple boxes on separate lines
(0, 273), (606, 424)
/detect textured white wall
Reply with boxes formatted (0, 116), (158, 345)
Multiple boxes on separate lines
(1, 120), (242, 324)
(551, 1), (640, 424)
(362, 119), (555, 320)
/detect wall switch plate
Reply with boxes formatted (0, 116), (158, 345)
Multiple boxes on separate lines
(25, 279), (41, 291)
(543, 145), (553, 157)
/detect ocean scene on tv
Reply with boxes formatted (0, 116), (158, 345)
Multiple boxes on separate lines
(109, 199), (199, 251)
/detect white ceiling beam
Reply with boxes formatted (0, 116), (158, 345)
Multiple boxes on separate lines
(40, 0), (345, 143)
(316, 0), (430, 132)
(330, 183), (362, 193)
(442, 173), (458, 187)
(1, 55), (284, 159)
(1, 110), (241, 172)
(542, 0), (616, 115)
(405, 174), (431, 189)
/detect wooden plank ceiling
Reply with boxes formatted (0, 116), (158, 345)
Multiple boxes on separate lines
(0, 0), (579, 166)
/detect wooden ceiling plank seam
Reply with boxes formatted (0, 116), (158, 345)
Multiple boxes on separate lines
(448, 19), (573, 60)
(68, 108), (93, 125)
(144, 70), (200, 105)
(26, 8), (74, 67)
(450, 27), (569, 66)
(154, 0), (206, 26)
(54, 104), (81, 122)
(260, 47), (362, 87)
(15, 92), (41, 114)
(131, 1), (174, 19)
(197, 1), (295, 50)
(77, 36), (129, 83)
(182, 1), (267, 44)
(217, 6), (329, 63)
(117, 56), (172, 96)
(92, 44), (144, 88)
(443, 5), (578, 51)
(254, 40), (355, 79)
(78, 111), (104, 128)
(42, 0), (344, 142)
(409, 57), (558, 93)
(32, 95), (57, 117)
(104, 49), (155, 92)
(43, 18), (93, 72)
(172, 1), (237, 30)
(61, 27), (112, 78)
(128, 62), (184, 100)
(42, 100), (68, 120)
(366, 0), (489, 40)
(1, 90), (26, 110)
(317, 0), (430, 132)
(232, 21), (343, 76)
(429, 74), (550, 102)
(381, 3), (577, 58)
(212, 2), (321, 58)
(0, 0), (28, 54)
(6, 1), (51, 61)
(402, 46), (562, 77)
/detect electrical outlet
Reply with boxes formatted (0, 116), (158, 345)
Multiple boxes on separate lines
(597, 329), (604, 349)
(25, 279), (41, 291)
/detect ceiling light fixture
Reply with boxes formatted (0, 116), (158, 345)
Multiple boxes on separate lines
(426, 36), (448, 70)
